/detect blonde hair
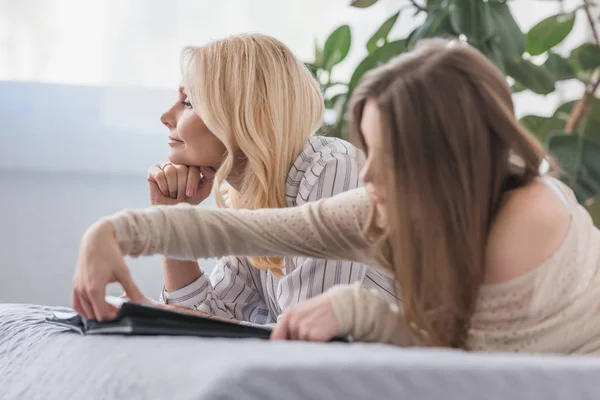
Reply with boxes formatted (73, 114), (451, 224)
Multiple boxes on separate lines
(181, 34), (324, 274)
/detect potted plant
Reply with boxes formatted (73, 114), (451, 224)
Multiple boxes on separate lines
(308, 0), (600, 225)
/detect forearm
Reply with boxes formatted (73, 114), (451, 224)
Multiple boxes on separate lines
(159, 257), (269, 322)
(162, 258), (202, 292)
(326, 283), (415, 346)
(104, 189), (379, 267)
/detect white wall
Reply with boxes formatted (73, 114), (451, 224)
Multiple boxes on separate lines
(0, 170), (220, 306)
(1, 0), (588, 113)
(0, 0), (402, 87)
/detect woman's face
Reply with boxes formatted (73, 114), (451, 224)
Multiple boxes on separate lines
(359, 99), (385, 206)
(160, 87), (227, 168)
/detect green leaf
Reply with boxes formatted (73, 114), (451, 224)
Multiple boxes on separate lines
(519, 115), (566, 144)
(587, 196), (600, 227)
(329, 93), (346, 107)
(328, 93), (348, 119)
(479, 40), (505, 73)
(304, 62), (319, 79)
(406, 27), (419, 48)
(349, 39), (407, 90)
(520, 115), (548, 132)
(544, 52), (576, 81)
(322, 25), (352, 71)
(314, 38), (323, 67)
(408, 7), (455, 49)
(426, 0), (445, 9)
(526, 12), (575, 56)
(350, 0), (378, 8)
(548, 134), (600, 202)
(570, 43), (600, 71)
(450, 0), (495, 44)
(511, 81), (527, 93)
(489, 2), (525, 61)
(366, 12), (400, 54)
(325, 93), (347, 110)
(553, 100), (576, 121)
(505, 58), (556, 95)
(554, 99), (600, 142)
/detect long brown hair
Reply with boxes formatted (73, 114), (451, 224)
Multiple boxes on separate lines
(350, 39), (553, 349)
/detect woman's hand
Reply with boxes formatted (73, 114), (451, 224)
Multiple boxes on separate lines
(72, 221), (146, 321)
(271, 294), (340, 342)
(147, 162), (215, 206)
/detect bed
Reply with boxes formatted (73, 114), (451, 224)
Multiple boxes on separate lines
(1, 303), (600, 400)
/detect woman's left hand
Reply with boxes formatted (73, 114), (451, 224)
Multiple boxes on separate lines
(72, 221), (146, 321)
(270, 294), (340, 342)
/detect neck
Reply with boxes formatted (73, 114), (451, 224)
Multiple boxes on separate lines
(226, 173), (243, 192)
(225, 158), (246, 192)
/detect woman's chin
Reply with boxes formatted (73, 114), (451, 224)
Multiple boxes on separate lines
(167, 149), (186, 165)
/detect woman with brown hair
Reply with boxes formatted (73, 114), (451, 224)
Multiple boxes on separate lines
(72, 38), (600, 353)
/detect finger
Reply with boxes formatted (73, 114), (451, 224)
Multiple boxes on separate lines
(163, 164), (178, 199)
(288, 316), (302, 341)
(76, 290), (95, 320)
(148, 165), (169, 196)
(186, 166), (201, 198)
(72, 291), (91, 319)
(175, 165), (188, 201)
(117, 267), (146, 304)
(87, 285), (117, 322)
(298, 322), (326, 343)
(270, 316), (291, 341)
(200, 166), (216, 183)
(80, 297), (97, 321)
(308, 330), (329, 343)
(298, 325), (310, 341)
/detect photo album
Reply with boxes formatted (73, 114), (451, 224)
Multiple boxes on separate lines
(45, 296), (273, 340)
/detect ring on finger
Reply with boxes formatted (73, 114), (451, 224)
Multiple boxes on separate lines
(159, 162), (172, 171)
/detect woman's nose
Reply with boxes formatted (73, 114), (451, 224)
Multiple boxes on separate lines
(160, 108), (176, 129)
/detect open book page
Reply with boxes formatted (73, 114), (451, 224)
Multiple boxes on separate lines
(154, 302), (274, 331)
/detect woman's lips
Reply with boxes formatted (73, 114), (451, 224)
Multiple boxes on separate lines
(168, 137), (184, 146)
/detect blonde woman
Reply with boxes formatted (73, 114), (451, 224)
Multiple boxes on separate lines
(74, 39), (600, 354)
(74, 34), (396, 323)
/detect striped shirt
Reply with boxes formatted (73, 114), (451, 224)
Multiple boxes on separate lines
(159, 136), (396, 323)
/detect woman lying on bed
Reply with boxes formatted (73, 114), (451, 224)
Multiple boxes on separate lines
(73, 38), (600, 354)
(95, 33), (396, 324)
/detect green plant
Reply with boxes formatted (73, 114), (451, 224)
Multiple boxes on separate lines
(308, 0), (600, 222)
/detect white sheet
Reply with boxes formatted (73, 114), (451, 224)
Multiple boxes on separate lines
(2, 304), (600, 400)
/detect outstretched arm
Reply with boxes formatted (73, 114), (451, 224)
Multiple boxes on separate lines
(72, 188), (388, 322)
(106, 188), (385, 268)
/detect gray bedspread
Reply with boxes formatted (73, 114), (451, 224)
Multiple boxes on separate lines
(2, 303), (600, 400)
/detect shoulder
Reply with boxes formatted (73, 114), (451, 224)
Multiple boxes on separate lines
(286, 136), (366, 206)
(291, 136), (364, 172)
(485, 178), (572, 283)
